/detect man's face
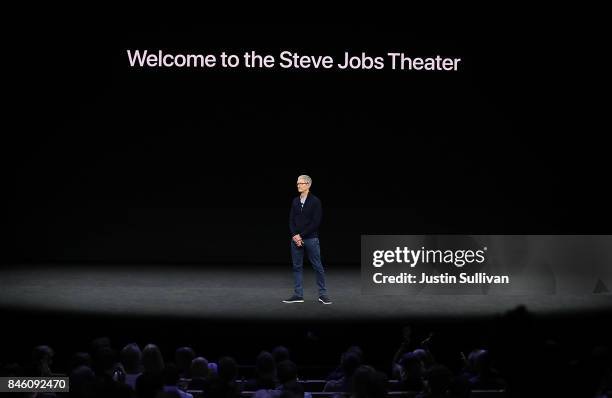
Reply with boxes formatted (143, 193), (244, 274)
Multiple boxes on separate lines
(296, 179), (310, 193)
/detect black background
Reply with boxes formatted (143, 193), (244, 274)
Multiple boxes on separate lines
(5, 20), (608, 266)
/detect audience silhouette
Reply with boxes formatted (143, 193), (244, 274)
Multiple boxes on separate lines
(2, 312), (611, 398)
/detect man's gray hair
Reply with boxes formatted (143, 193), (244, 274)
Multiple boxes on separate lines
(298, 175), (312, 186)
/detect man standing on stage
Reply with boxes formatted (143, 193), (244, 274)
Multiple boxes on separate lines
(283, 175), (332, 304)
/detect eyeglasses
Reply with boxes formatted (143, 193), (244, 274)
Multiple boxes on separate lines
(296, 182), (309, 186)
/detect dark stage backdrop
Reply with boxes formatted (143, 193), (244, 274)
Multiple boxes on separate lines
(5, 22), (608, 265)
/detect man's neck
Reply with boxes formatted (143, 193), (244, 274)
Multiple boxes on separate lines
(300, 191), (309, 199)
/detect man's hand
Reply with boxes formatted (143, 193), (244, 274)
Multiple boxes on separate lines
(292, 234), (303, 246)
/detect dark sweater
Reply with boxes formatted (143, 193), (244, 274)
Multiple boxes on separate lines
(289, 193), (322, 239)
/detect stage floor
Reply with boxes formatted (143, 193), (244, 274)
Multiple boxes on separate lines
(0, 265), (610, 320)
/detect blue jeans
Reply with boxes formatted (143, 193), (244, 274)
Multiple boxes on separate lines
(291, 237), (328, 297)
